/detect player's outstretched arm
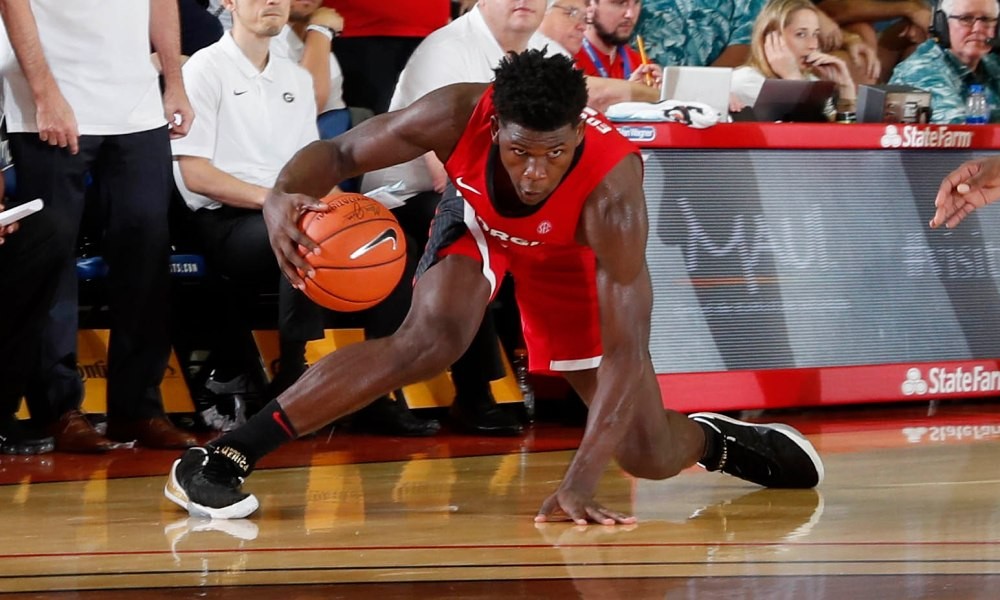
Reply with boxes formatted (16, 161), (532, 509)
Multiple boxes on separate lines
(534, 154), (653, 525)
(265, 83), (486, 287)
(931, 157), (1000, 229)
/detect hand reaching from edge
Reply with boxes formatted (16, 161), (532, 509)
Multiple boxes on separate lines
(931, 157), (1000, 229)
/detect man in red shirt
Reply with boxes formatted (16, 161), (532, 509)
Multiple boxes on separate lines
(164, 49), (823, 523)
(574, 0), (660, 86)
(323, 0), (450, 113)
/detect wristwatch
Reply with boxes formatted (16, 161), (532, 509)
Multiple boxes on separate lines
(305, 24), (339, 41)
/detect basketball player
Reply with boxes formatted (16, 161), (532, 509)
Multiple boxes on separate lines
(165, 49), (824, 524)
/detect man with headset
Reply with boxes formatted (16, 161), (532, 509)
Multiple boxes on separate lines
(890, 0), (1000, 123)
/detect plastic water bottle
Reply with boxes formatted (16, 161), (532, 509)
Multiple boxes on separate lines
(513, 348), (535, 422)
(965, 84), (989, 124)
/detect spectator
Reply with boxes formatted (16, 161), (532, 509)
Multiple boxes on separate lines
(731, 0), (857, 119)
(324, 0), (450, 114)
(538, 0), (660, 108)
(817, 0), (931, 82)
(0, 0), (196, 452)
(575, 0), (662, 87)
(540, 0), (588, 54)
(277, 0), (345, 115)
(0, 194), (57, 454)
(636, 0), (767, 67)
(179, 0), (225, 57)
(889, 0), (1000, 123)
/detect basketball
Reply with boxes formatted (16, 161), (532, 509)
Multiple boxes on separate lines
(297, 192), (407, 312)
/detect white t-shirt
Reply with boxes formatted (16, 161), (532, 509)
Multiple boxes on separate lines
(730, 66), (767, 108)
(172, 33), (319, 211)
(362, 5), (555, 200)
(273, 25), (347, 113)
(0, 0), (165, 135)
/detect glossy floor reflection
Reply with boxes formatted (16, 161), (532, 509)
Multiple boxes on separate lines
(2, 401), (1000, 598)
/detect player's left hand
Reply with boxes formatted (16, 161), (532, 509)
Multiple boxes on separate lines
(931, 157), (1000, 228)
(534, 486), (637, 526)
(263, 188), (330, 288)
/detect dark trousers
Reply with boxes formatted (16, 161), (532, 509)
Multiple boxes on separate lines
(0, 128), (173, 422)
(190, 206), (323, 370)
(189, 204), (416, 368)
(332, 36), (424, 114)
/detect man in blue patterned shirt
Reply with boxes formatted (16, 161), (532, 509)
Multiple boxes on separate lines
(634, 0), (767, 67)
(889, 0), (1000, 123)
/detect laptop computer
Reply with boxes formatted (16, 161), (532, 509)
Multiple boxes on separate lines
(659, 66), (733, 118)
(747, 79), (836, 123)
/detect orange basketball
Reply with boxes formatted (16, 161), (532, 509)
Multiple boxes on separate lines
(298, 192), (407, 312)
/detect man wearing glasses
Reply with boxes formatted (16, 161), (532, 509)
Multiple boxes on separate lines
(890, 0), (1000, 123)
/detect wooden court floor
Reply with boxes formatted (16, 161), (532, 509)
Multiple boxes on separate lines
(2, 400), (1000, 598)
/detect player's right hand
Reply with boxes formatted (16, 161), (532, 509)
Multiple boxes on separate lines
(35, 88), (80, 155)
(931, 157), (1000, 229)
(263, 188), (330, 289)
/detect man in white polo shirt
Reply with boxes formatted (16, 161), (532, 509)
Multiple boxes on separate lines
(0, 0), (196, 453)
(173, 0), (325, 403)
(174, 0), (436, 435)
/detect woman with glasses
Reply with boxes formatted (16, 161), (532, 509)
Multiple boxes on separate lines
(889, 0), (1000, 123)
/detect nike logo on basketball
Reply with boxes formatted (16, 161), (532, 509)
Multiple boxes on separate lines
(350, 228), (398, 259)
(455, 177), (482, 196)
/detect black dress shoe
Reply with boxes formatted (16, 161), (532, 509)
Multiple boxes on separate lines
(449, 396), (524, 437)
(351, 395), (441, 437)
(0, 416), (54, 455)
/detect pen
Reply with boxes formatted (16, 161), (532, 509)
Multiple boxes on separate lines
(636, 35), (653, 87)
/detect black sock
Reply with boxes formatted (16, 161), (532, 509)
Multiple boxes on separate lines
(211, 399), (298, 473)
(695, 419), (722, 468)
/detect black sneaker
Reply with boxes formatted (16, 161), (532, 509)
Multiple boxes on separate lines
(450, 394), (524, 437)
(689, 412), (824, 489)
(0, 416), (55, 455)
(164, 446), (259, 519)
(350, 394), (441, 437)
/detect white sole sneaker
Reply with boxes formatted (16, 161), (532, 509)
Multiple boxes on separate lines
(164, 457), (260, 519)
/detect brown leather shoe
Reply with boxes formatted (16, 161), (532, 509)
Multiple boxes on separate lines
(49, 410), (117, 453)
(106, 416), (197, 449)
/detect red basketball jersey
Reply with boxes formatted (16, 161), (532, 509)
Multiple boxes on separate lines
(443, 87), (640, 263)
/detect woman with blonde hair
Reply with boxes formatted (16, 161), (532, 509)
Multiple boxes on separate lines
(731, 0), (857, 119)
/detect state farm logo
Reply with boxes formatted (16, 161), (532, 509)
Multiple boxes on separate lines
(902, 426), (928, 443)
(901, 365), (1000, 395)
(901, 424), (1000, 443)
(901, 368), (928, 395)
(880, 125), (972, 149)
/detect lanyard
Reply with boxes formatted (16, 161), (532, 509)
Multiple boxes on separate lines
(581, 38), (632, 79)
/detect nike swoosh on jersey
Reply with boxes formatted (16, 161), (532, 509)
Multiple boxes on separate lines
(455, 177), (483, 196)
(349, 228), (398, 259)
(233, 90), (248, 96)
